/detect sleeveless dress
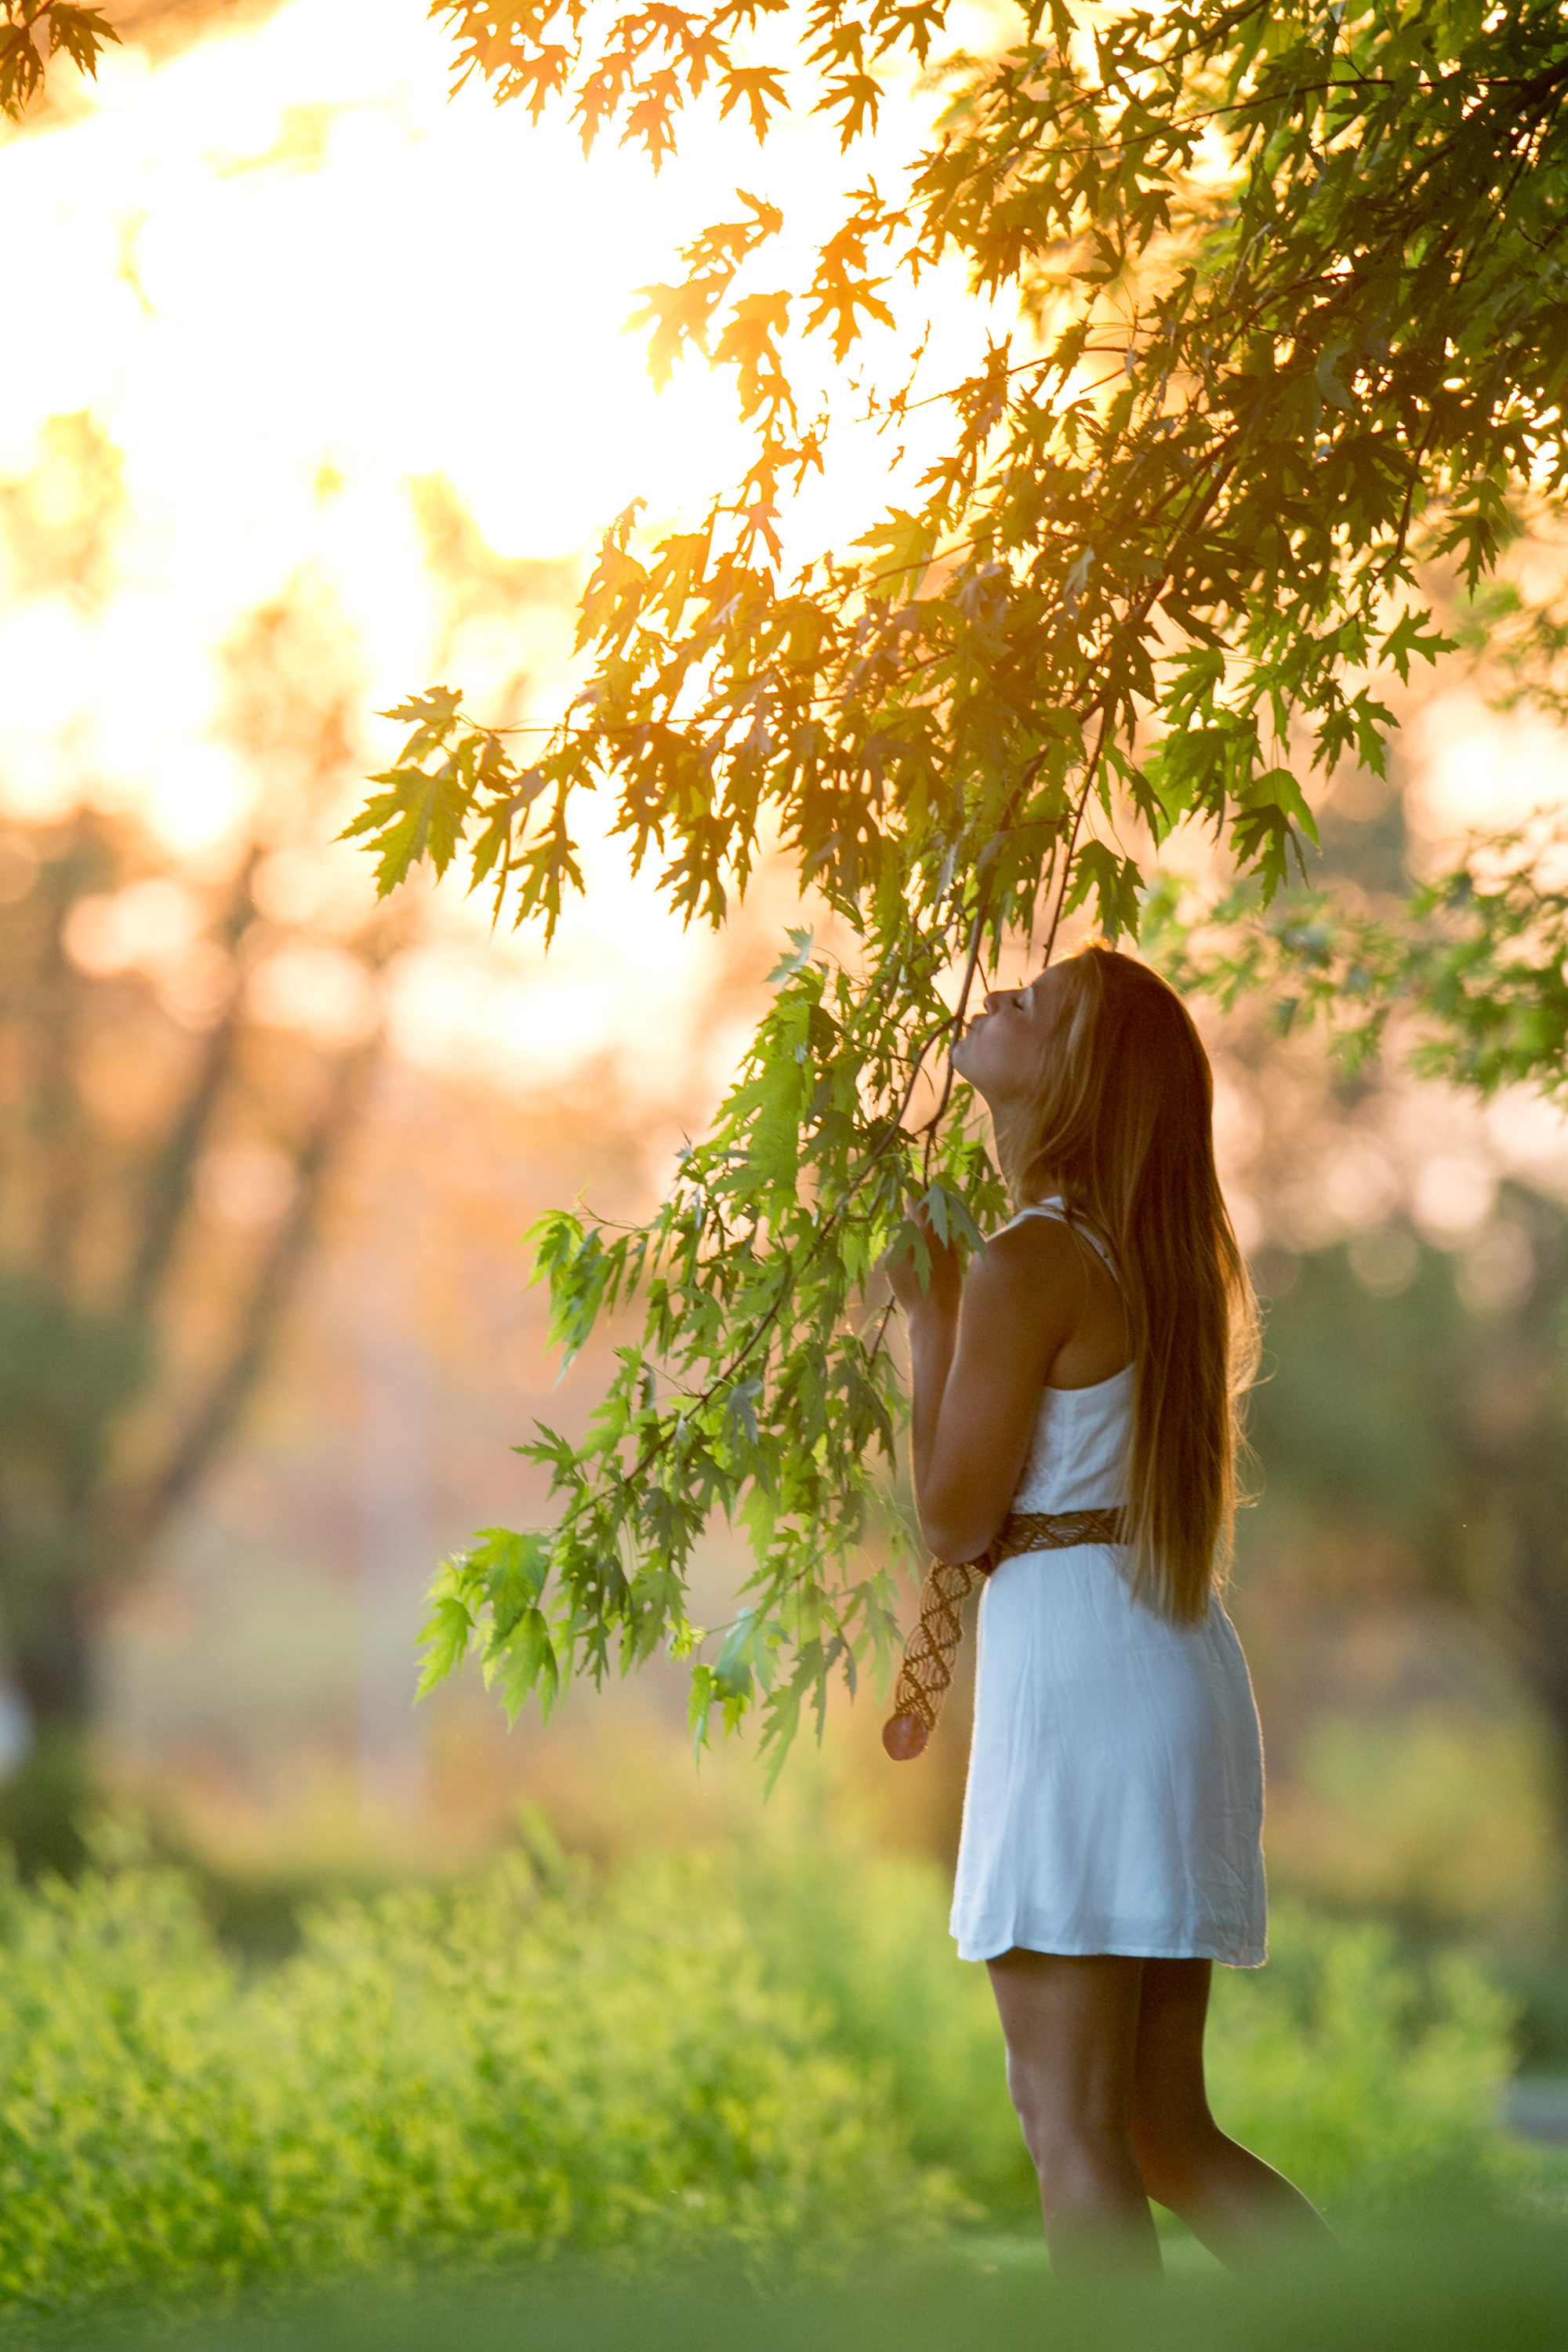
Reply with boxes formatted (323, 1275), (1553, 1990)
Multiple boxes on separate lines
(949, 1200), (1268, 1968)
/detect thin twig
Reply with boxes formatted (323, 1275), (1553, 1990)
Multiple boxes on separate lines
(1042, 706), (1115, 967)
(919, 897), (989, 1142)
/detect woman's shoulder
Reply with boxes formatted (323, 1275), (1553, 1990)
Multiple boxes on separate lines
(979, 1209), (1086, 1287)
(1000, 1197), (1119, 1279)
(958, 1210), (1088, 1372)
(980, 1207), (1122, 1320)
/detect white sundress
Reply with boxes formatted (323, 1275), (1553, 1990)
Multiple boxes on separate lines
(949, 1200), (1268, 1968)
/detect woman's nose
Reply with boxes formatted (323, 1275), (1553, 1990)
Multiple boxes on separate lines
(982, 989), (1011, 1012)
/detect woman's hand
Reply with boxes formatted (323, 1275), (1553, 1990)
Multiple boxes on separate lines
(884, 1199), (964, 1323)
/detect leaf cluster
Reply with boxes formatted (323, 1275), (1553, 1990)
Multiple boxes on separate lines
(0, 2), (117, 119)
(421, 931), (1006, 1766)
(435, 0), (950, 161)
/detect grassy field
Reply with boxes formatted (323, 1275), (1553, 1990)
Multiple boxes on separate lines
(14, 2227), (1568, 2352)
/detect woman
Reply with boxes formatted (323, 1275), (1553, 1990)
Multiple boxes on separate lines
(888, 943), (1329, 2277)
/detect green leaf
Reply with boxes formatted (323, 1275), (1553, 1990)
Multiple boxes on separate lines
(765, 927), (817, 983)
(1062, 842), (1144, 939)
(853, 509), (937, 605)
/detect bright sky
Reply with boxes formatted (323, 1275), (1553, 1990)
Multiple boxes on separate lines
(0, 0), (1013, 1101)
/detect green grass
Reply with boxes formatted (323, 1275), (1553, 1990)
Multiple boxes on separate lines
(14, 2227), (1568, 2352)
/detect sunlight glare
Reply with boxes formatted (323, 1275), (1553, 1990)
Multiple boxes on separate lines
(0, 0), (1037, 1094)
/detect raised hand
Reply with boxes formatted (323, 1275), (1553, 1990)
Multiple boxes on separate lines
(884, 1196), (964, 1323)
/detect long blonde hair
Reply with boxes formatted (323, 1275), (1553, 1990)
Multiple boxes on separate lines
(1002, 943), (1258, 1623)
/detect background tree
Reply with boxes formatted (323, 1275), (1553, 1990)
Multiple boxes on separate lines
(1243, 1189), (1568, 1759)
(0, 579), (397, 1871)
(346, 1), (1568, 1757)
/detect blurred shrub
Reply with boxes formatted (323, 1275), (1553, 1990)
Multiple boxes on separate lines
(1207, 1900), (1525, 2215)
(0, 1826), (1530, 2321)
(0, 1834), (951, 2318)
(735, 1835), (1025, 2209)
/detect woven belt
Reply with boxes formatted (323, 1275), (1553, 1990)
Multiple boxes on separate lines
(882, 1507), (1130, 1761)
(983, 1505), (1129, 1572)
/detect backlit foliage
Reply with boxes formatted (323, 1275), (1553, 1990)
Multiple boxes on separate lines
(350, 2), (1568, 1756)
(1148, 824), (1568, 1103)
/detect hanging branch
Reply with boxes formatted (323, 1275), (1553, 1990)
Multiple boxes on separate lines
(354, 0), (1568, 1753)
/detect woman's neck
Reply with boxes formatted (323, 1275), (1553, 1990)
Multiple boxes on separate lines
(988, 1105), (1041, 1190)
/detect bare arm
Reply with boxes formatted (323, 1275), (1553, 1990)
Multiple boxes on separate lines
(889, 1217), (1090, 1564)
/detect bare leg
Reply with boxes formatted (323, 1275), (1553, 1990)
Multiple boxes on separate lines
(986, 1949), (1161, 2281)
(1130, 1958), (1334, 2269)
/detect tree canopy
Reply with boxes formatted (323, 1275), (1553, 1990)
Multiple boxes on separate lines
(348, 0), (1568, 1759)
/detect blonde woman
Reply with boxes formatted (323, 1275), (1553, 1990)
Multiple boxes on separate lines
(888, 945), (1329, 2277)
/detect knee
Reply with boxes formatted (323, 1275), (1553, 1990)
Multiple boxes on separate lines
(1011, 2086), (1127, 2205)
(1012, 2096), (1060, 2184)
(1009, 2078), (1061, 2172)
(1131, 2111), (1225, 2209)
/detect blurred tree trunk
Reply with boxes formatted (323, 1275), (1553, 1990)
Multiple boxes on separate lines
(0, 1576), (94, 1877)
(8, 1582), (93, 1730)
(0, 789), (394, 1872)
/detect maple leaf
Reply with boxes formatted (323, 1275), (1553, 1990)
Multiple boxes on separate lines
(711, 290), (797, 423)
(803, 257), (895, 362)
(627, 274), (731, 383)
(720, 62), (789, 138)
(626, 67), (682, 166)
(818, 71), (882, 147)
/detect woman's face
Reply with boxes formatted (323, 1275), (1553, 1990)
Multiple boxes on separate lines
(952, 967), (1065, 1109)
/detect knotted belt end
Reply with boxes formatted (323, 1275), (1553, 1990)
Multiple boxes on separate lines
(881, 1508), (1129, 1760)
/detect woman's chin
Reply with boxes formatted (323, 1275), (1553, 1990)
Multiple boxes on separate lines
(952, 1047), (1013, 1119)
(953, 1048), (999, 1102)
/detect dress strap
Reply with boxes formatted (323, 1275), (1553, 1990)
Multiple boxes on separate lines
(1006, 1196), (1120, 1284)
